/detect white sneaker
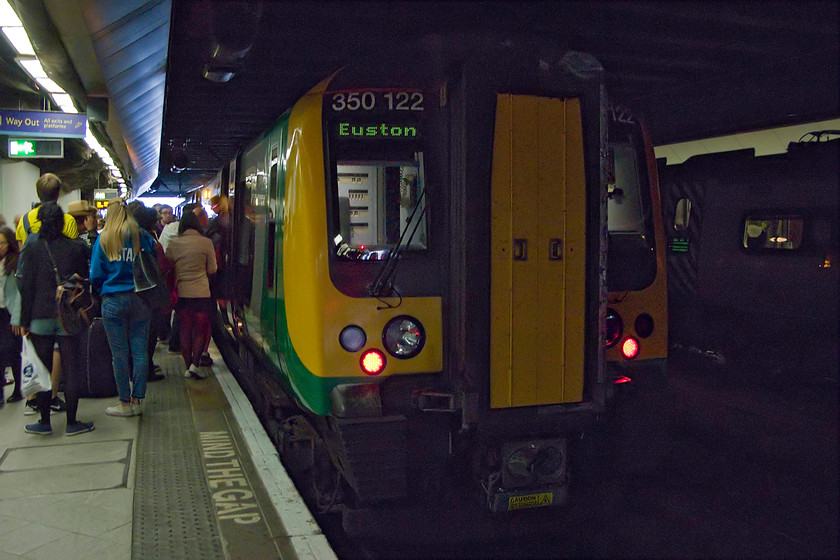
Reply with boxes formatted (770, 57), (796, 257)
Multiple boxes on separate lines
(188, 365), (209, 379)
(106, 402), (137, 417)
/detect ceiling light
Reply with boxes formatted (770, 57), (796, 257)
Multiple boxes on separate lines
(17, 57), (46, 78)
(60, 105), (78, 114)
(0, 2), (22, 26)
(51, 93), (73, 107)
(2, 26), (34, 55)
(36, 77), (64, 93)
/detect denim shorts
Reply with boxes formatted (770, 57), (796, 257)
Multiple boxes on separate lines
(28, 317), (68, 337)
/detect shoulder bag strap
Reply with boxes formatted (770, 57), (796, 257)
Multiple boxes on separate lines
(22, 212), (31, 234)
(41, 241), (63, 286)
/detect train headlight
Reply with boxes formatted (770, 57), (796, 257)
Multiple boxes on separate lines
(339, 325), (367, 352)
(605, 308), (623, 348)
(382, 316), (425, 359)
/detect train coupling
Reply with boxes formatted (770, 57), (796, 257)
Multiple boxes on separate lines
(414, 390), (457, 412)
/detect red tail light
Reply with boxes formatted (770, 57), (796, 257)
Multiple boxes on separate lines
(621, 337), (639, 360)
(360, 349), (386, 375)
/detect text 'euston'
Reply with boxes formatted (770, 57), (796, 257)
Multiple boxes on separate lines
(337, 122), (419, 138)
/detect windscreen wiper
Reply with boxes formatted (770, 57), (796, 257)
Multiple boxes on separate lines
(368, 185), (427, 302)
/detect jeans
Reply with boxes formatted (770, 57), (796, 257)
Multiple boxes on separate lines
(102, 292), (151, 402)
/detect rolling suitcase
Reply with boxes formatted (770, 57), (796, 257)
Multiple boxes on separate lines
(80, 317), (118, 398)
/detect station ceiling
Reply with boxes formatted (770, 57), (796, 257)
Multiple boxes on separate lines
(3, 1), (838, 198)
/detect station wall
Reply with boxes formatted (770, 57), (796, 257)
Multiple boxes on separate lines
(0, 160), (80, 228)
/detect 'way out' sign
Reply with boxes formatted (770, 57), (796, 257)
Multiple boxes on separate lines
(0, 109), (86, 138)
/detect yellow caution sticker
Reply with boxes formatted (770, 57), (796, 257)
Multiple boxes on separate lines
(507, 492), (554, 510)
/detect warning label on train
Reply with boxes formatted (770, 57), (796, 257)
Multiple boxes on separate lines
(508, 492), (554, 510)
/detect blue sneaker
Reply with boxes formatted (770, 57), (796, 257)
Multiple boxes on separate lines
(24, 421), (52, 435)
(65, 421), (95, 436)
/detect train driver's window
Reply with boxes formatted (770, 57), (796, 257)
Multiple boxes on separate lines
(607, 142), (646, 234)
(334, 156), (427, 259)
(743, 216), (804, 250)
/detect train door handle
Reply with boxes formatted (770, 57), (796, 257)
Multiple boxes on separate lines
(548, 238), (563, 261)
(512, 238), (528, 261)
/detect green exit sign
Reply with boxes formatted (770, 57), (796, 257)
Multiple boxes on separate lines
(8, 138), (64, 158)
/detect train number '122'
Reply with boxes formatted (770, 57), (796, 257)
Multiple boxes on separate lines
(331, 91), (424, 112)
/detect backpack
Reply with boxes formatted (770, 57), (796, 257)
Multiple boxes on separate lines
(43, 242), (99, 335)
(56, 275), (99, 334)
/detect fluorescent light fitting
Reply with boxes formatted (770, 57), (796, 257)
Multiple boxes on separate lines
(2, 26), (34, 55)
(60, 105), (78, 114)
(51, 93), (73, 107)
(111, 169), (123, 178)
(17, 57), (46, 78)
(0, 2), (22, 27)
(36, 77), (64, 93)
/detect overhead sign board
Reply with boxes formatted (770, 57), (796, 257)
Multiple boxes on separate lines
(8, 137), (64, 158)
(93, 188), (119, 209)
(0, 109), (86, 138)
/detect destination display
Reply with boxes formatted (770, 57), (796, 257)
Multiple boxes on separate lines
(0, 109), (86, 138)
(334, 121), (420, 140)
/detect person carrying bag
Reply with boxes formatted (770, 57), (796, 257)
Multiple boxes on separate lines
(17, 202), (94, 436)
(89, 199), (153, 417)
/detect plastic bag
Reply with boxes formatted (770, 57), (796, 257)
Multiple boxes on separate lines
(21, 336), (52, 398)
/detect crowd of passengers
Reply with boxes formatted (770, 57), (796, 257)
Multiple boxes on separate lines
(0, 173), (228, 436)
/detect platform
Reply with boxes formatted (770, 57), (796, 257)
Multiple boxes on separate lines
(0, 341), (336, 560)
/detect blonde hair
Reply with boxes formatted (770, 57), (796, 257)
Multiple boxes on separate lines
(100, 198), (140, 261)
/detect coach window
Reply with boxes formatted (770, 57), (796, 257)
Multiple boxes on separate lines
(743, 217), (804, 250)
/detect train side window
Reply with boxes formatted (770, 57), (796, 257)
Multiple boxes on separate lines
(743, 216), (804, 250)
(674, 198), (691, 231)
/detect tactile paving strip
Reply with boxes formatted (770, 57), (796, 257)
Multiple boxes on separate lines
(133, 354), (225, 559)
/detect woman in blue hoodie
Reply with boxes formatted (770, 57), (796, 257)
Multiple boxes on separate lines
(90, 199), (154, 417)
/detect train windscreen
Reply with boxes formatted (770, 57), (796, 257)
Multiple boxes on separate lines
(607, 120), (657, 291)
(334, 157), (427, 258)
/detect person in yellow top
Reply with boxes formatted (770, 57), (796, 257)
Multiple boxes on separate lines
(15, 173), (78, 246)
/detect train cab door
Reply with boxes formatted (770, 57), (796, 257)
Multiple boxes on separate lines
(489, 94), (588, 409)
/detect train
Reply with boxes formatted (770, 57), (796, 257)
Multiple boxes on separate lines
(200, 38), (668, 521)
(659, 135), (839, 382)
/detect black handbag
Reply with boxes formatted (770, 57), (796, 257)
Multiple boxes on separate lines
(133, 247), (170, 309)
